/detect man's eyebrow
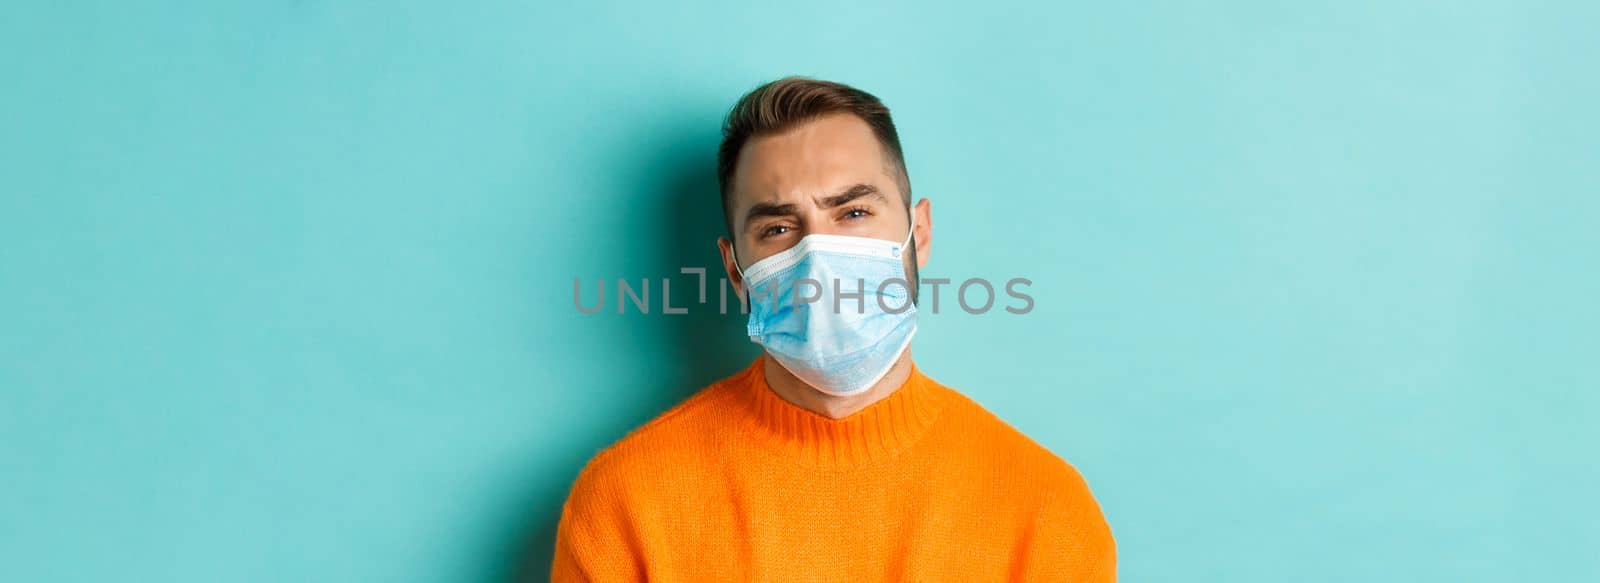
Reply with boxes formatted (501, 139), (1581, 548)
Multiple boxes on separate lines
(742, 202), (800, 232)
(817, 183), (887, 209)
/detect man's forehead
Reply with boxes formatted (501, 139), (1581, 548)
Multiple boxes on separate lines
(729, 114), (892, 209)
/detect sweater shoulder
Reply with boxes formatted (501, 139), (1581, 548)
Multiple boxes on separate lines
(568, 370), (747, 491)
(928, 378), (1095, 492)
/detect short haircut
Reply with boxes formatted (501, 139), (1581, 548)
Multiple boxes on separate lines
(716, 77), (912, 238)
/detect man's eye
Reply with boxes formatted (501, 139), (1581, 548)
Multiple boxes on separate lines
(842, 207), (872, 220)
(761, 225), (792, 238)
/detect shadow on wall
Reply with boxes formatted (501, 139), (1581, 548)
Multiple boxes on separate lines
(501, 117), (758, 581)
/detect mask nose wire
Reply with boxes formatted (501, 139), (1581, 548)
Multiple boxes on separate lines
(734, 217), (918, 285)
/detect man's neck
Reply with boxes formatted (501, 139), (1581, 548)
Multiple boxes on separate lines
(761, 350), (915, 420)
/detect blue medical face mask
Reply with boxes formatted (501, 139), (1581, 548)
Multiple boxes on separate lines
(736, 227), (918, 396)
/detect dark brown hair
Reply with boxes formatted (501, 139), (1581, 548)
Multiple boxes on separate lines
(716, 77), (911, 237)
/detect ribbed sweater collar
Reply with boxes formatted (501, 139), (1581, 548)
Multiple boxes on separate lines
(732, 356), (948, 468)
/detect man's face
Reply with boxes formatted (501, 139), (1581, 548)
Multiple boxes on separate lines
(718, 113), (932, 300)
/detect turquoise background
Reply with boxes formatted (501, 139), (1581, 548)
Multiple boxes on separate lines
(3, 1), (1596, 580)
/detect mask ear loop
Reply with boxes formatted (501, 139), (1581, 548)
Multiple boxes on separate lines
(730, 244), (754, 314)
(732, 246), (748, 283)
(902, 211), (920, 306)
(897, 213), (916, 257)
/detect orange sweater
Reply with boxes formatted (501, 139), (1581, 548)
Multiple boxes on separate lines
(551, 357), (1116, 581)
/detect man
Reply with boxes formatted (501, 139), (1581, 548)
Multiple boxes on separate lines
(552, 77), (1115, 581)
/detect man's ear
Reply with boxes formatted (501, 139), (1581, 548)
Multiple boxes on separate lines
(717, 236), (746, 303)
(912, 198), (933, 269)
